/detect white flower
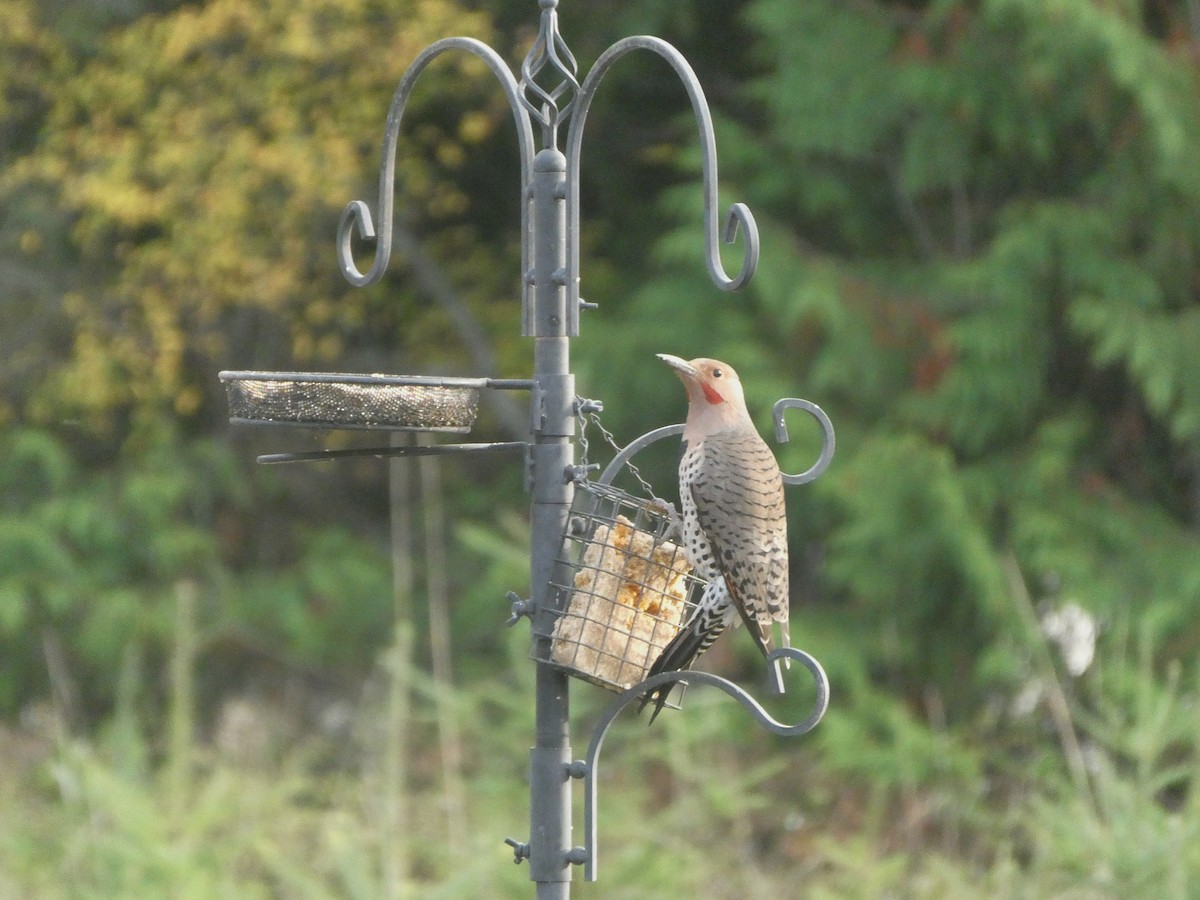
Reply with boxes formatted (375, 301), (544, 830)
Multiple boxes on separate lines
(1040, 601), (1097, 677)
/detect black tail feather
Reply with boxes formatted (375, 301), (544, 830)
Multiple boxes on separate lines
(637, 616), (727, 723)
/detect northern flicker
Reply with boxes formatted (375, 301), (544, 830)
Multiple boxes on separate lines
(641, 354), (789, 720)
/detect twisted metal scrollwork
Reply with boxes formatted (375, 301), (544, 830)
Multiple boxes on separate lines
(519, 0), (580, 145)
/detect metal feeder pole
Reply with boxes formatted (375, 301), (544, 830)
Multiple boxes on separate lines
(220, 0), (837, 889)
(314, 1), (818, 894)
(526, 145), (576, 896)
(218, 0), (838, 889)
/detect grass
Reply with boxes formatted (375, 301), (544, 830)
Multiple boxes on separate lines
(2, 593), (1199, 898)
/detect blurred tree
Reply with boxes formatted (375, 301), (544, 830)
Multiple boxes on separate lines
(2, 0), (1200, 892)
(7, 0), (540, 443)
(0, 0), (74, 426)
(590, 0), (1200, 736)
(0, 0), (546, 719)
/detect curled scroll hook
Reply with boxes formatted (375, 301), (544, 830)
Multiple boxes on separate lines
(773, 398), (836, 486)
(563, 35), (759, 332)
(594, 398), (834, 493)
(338, 37), (535, 289)
(579, 647), (828, 881)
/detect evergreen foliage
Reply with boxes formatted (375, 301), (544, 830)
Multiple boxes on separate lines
(2, 0), (1200, 894)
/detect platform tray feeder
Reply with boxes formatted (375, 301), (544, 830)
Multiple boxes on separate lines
(219, 371), (483, 432)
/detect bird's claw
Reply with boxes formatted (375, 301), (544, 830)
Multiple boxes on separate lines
(648, 497), (683, 539)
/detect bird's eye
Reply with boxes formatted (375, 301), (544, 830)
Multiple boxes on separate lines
(712, 368), (723, 378)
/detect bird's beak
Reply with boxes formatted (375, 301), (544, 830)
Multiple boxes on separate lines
(657, 353), (698, 380)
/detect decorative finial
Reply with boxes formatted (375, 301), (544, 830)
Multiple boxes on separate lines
(520, 0), (579, 147)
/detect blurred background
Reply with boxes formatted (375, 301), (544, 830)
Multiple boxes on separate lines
(3, 0), (1200, 896)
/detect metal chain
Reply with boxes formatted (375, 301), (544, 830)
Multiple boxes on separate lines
(585, 411), (659, 499)
(575, 404), (592, 469)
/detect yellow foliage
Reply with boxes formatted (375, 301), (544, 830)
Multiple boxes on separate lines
(18, 0), (513, 428)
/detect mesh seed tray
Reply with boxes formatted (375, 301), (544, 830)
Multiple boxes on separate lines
(536, 480), (705, 693)
(219, 371), (481, 432)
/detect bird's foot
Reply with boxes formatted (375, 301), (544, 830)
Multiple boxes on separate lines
(647, 497), (683, 539)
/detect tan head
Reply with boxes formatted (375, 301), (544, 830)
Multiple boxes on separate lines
(657, 354), (753, 440)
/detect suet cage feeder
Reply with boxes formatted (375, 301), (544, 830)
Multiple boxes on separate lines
(537, 479), (704, 696)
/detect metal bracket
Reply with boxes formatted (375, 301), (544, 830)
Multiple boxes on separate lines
(256, 441), (529, 466)
(504, 836), (531, 865)
(564, 463), (599, 483)
(579, 647), (829, 881)
(567, 398), (836, 881)
(506, 592), (535, 627)
(564, 34), (761, 336)
(773, 398), (836, 486)
(336, 37), (535, 322)
(531, 373), (576, 437)
(596, 396), (835, 489)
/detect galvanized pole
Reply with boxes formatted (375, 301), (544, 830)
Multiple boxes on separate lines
(516, 3), (582, 892)
(526, 143), (575, 898)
